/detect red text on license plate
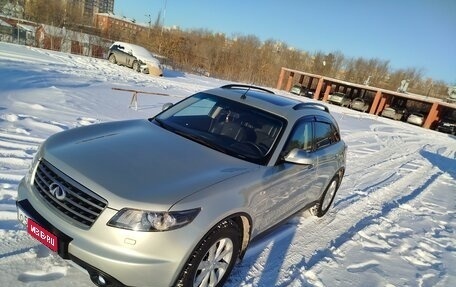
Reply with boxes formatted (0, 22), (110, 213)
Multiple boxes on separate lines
(27, 218), (58, 252)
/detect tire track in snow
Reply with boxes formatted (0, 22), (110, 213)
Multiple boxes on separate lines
(278, 169), (442, 287)
(227, 160), (440, 286)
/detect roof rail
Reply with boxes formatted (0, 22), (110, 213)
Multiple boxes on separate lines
(220, 84), (275, 94)
(293, 102), (329, 112)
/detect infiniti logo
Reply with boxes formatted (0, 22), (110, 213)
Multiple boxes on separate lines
(49, 182), (67, 201)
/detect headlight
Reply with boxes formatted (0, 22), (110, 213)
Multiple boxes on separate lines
(107, 208), (201, 232)
(26, 143), (42, 184)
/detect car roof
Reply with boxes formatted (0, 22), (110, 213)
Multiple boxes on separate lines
(205, 84), (336, 124)
(109, 41), (160, 65)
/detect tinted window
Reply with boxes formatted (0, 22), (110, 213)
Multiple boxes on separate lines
(283, 118), (340, 155)
(314, 122), (333, 149)
(315, 121), (340, 148)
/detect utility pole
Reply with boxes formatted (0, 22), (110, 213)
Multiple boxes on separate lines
(145, 14), (151, 39)
(158, 0), (167, 53)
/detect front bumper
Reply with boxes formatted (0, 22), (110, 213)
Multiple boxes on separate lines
(407, 118), (423, 126)
(16, 178), (198, 287)
(328, 97), (343, 105)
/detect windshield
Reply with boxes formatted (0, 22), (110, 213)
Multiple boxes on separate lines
(153, 92), (286, 165)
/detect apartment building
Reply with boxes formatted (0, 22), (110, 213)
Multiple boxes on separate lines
(81, 0), (114, 16)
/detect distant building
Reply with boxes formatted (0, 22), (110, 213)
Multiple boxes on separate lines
(20, 0), (114, 20)
(80, 0), (114, 17)
(94, 13), (146, 40)
(35, 23), (109, 58)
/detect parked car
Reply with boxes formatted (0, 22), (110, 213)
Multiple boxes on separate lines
(381, 106), (407, 121)
(17, 84), (346, 287)
(406, 112), (425, 126)
(436, 116), (456, 135)
(328, 92), (352, 107)
(290, 84), (315, 98)
(349, 98), (370, 112)
(108, 41), (163, 76)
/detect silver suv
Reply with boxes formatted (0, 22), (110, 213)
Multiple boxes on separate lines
(17, 84), (346, 287)
(108, 41), (163, 76)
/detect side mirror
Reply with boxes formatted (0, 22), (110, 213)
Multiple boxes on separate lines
(162, 102), (173, 111)
(284, 148), (314, 165)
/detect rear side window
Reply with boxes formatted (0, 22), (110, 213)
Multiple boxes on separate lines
(314, 122), (333, 149)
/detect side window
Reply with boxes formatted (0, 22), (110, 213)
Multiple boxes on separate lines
(283, 121), (313, 154)
(314, 122), (333, 149)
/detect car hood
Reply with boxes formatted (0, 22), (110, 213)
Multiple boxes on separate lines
(138, 56), (161, 68)
(41, 119), (255, 210)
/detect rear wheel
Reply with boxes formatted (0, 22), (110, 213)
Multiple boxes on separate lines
(311, 175), (340, 217)
(177, 220), (241, 287)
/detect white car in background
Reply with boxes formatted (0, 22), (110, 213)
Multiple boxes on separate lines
(406, 112), (425, 126)
(107, 41), (163, 76)
(328, 92), (352, 107)
(349, 98), (370, 112)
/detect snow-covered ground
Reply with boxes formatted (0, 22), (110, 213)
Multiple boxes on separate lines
(0, 42), (455, 287)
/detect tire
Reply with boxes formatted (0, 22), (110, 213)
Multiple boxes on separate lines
(311, 174), (340, 217)
(177, 220), (241, 287)
(108, 54), (117, 64)
(132, 61), (140, 72)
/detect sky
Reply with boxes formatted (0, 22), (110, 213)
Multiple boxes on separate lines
(114, 0), (456, 85)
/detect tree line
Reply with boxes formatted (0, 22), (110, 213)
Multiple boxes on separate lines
(5, 0), (451, 99)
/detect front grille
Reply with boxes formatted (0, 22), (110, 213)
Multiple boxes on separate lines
(33, 159), (107, 228)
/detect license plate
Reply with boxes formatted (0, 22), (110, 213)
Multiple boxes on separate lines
(17, 206), (58, 252)
(27, 218), (58, 252)
(17, 206), (29, 226)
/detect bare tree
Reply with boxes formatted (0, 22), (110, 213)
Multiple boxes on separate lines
(19, 2), (450, 98)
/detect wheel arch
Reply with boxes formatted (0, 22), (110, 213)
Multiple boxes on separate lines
(189, 211), (253, 260)
(173, 212), (253, 286)
(337, 166), (345, 181)
(225, 212), (252, 259)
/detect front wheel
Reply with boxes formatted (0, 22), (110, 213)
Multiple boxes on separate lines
(177, 220), (241, 287)
(132, 61), (140, 72)
(108, 54), (117, 64)
(311, 175), (340, 217)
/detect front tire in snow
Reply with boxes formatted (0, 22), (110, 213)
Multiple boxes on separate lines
(311, 174), (340, 217)
(108, 54), (117, 64)
(177, 220), (241, 287)
(132, 61), (140, 72)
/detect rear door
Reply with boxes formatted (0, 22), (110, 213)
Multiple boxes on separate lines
(311, 119), (344, 199)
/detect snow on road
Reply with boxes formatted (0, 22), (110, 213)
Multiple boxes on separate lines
(0, 42), (455, 287)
